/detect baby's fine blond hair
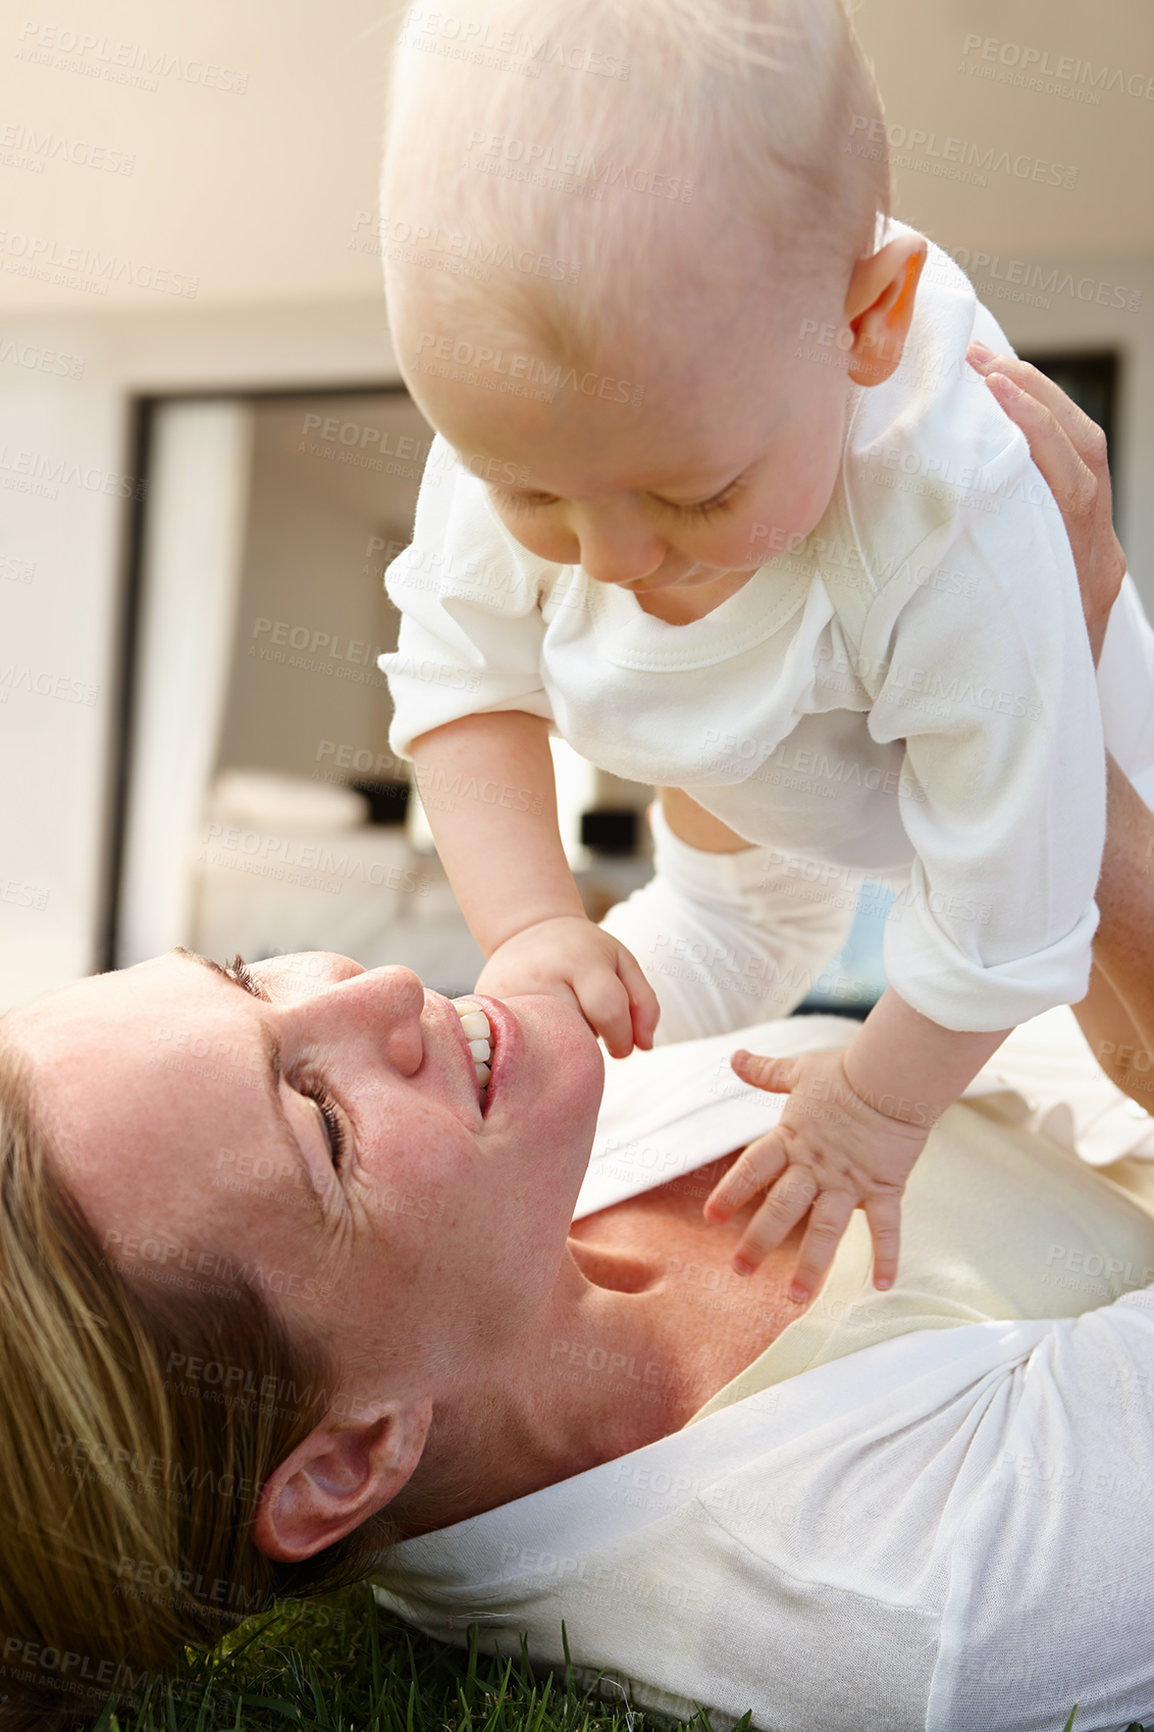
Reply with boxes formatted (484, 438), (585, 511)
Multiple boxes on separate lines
(382, 0), (891, 362)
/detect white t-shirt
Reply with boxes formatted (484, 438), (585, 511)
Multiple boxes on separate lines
(372, 1011), (1154, 1732)
(380, 223), (1154, 1032)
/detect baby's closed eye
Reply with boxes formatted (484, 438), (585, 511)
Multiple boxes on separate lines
(489, 475), (749, 522)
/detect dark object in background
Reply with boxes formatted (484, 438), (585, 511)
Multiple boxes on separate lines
(351, 779), (411, 825)
(581, 808), (638, 855)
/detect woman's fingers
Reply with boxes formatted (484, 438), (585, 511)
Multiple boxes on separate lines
(967, 340), (1125, 662)
(981, 370), (1100, 519)
(703, 1127), (789, 1222)
(967, 343), (1110, 480)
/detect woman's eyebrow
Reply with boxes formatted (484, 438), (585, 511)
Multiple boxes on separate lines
(173, 948), (328, 1223)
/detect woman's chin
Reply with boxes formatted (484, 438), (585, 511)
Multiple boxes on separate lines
(505, 991), (605, 1175)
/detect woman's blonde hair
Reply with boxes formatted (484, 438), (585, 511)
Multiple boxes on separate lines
(382, 0), (892, 360)
(0, 1043), (396, 1732)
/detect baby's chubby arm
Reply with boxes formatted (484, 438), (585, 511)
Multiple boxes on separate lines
(704, 990), (1010, 1304)
(413, 711), (659, 1056)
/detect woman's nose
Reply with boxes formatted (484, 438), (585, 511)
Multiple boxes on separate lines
(291, 965), (427, 1073)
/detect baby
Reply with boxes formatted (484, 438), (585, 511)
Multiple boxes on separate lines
(377, 0), (1154, 1304)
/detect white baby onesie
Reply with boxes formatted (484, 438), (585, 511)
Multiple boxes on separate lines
(380, 220), (1154, 1033)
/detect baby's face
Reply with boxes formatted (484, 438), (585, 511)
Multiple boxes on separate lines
(397, 294), (855, 599)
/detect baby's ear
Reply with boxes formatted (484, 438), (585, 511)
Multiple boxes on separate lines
(842, 233), (927, 388)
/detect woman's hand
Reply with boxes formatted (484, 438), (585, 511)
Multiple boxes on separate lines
(966, 341), (1126, 664)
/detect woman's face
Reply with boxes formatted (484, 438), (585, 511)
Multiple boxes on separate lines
(10, 951), (603, 1404)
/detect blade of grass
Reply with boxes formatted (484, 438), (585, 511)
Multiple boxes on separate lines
(236, 1693), (304, 1721)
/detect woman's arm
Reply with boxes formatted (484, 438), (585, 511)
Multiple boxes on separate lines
(966, 344), (1154, 1102)
(1079, 758), (1154, 1105)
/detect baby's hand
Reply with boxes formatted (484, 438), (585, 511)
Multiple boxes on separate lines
(703, 1048), (930, 1304)
(475, 916), (659, 1058)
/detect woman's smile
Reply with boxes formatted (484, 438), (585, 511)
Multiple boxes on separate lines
(458, 994), (517, 1119)
(442, 994), (516, 1118)
(453, 1000), (493, 1102)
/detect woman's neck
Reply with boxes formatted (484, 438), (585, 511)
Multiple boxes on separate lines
(392, 1168), (807, 1541)
(392, 1246), (697, 1538)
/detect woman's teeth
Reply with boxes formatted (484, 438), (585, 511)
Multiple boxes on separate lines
(455, 1004), (492, 1101)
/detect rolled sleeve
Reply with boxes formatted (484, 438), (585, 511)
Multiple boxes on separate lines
(379, 435), (558, 760)
(865, 437), (1106, 1031)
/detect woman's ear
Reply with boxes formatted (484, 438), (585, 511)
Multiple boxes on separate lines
(842, 232), (928, 388)
(253, 1394), (433, 1563)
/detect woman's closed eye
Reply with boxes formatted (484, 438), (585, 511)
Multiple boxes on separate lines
(297, 1077), (349, 1171)
(221, 955), (348, 1172)
(224, 954), (268, 1000)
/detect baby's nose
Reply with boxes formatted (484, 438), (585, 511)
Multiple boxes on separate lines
(581, 536), (667, 585)
(573, 506), (666, 586)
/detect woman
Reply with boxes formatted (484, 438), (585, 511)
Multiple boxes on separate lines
(1, 354), (1150, 1732)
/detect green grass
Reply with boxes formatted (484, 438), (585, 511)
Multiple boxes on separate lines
(86, 1583), (731, 1732)
(81, 1595), (1147, 1732)
(1064, 1713), (1149, 1732)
